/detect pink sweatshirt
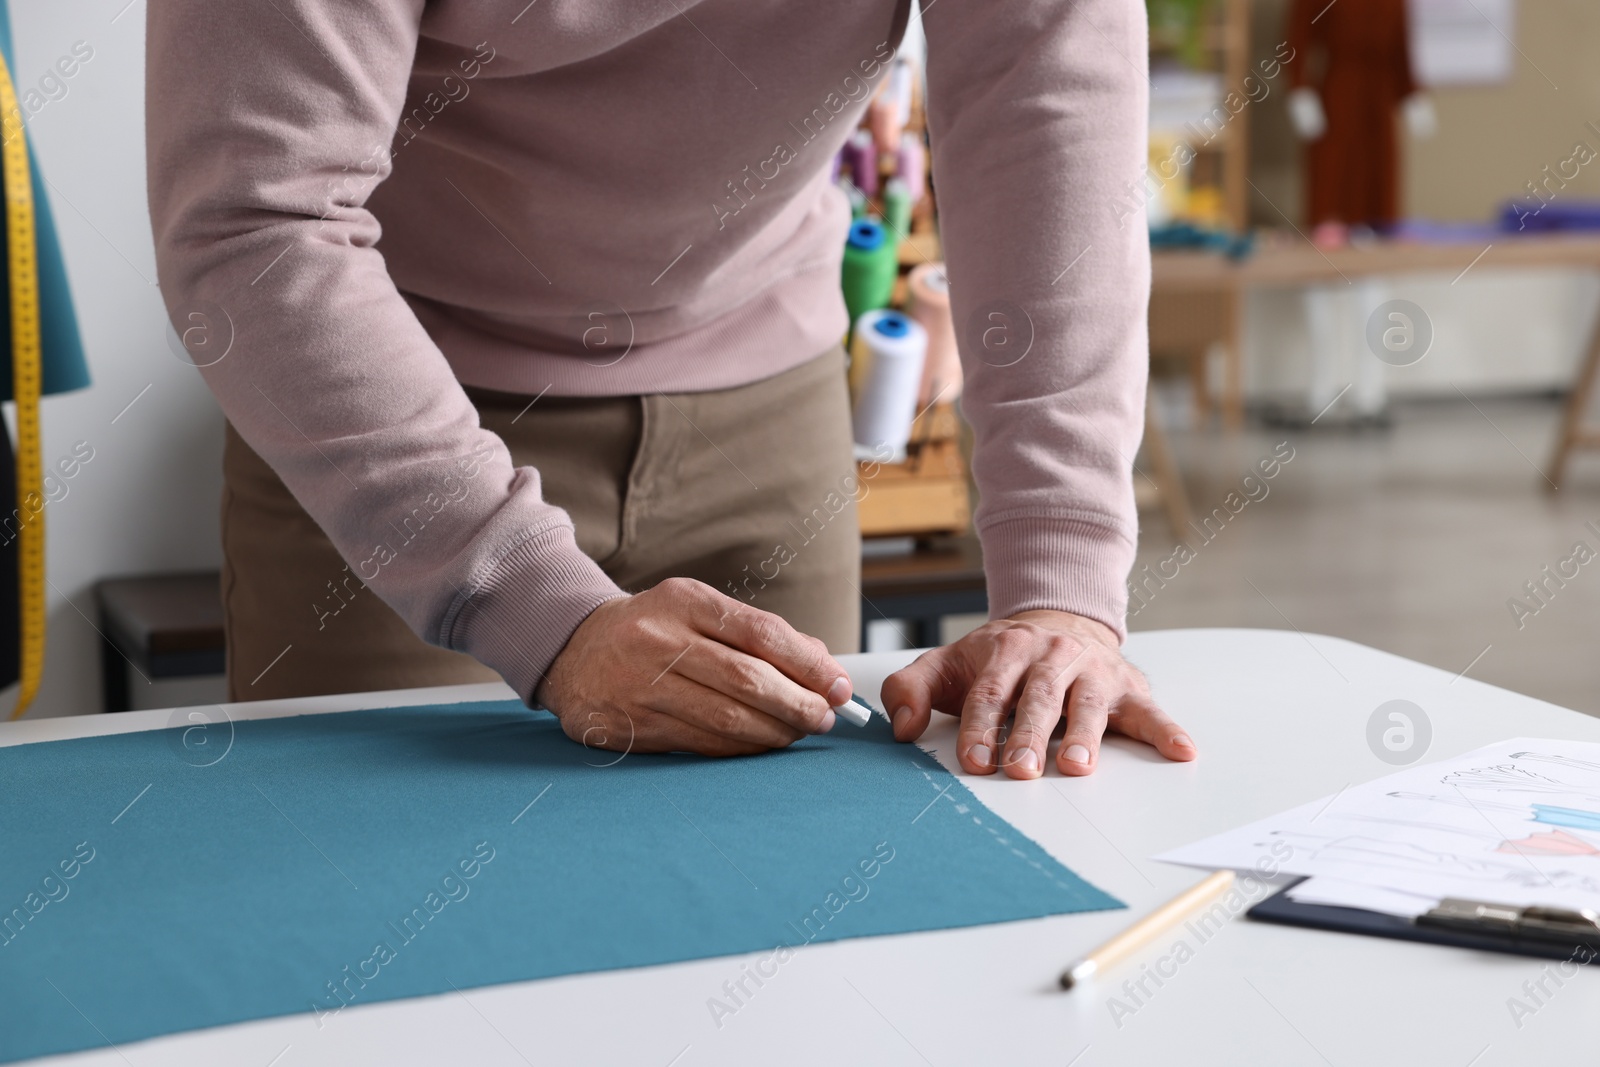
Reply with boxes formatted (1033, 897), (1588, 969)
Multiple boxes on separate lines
(145, 0), (1150, 702)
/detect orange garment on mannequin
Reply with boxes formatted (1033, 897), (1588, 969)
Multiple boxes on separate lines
(1288, 0), (1416, 227)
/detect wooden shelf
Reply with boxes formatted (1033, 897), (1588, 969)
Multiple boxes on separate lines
(1150, 0), (1251, 230)
(856, 403), (971, 539)
(897, 230), (941, 267)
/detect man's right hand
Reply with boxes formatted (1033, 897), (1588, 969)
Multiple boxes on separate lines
(536, 577), (853, 757)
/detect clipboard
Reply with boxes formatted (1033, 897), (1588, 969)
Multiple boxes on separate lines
(1249, 878), (1600, 962)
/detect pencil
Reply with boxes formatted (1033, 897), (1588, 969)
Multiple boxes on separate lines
(1059, 869), (1236, 989)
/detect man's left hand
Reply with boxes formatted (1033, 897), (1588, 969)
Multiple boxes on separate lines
(880, 610), (1196, 779)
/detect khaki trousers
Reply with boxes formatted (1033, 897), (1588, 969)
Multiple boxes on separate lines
(221, 348), (862, 701)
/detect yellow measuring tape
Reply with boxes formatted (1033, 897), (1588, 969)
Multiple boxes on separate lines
(0, 52), (45, 720)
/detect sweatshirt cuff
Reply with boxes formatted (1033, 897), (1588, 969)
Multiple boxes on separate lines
(442, 524), (627, 703)
(978, 514), (1136, 643)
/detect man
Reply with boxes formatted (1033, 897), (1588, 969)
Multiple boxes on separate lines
(146, 0), (1194, 780)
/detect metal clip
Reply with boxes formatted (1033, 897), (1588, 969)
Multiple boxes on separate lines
(1420, 898), (1600, 945)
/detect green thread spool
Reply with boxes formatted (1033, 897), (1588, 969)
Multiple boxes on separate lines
(882, 177), (912, 240)
(841, 218), (898, 329)
(843, 181), (870, 219)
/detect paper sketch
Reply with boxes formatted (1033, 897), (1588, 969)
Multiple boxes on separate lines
(1158, 738), (1600, 914)
(1498, 829), (1600, 858)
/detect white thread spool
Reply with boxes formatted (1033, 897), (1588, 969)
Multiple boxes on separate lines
(851, 309), (928, 463)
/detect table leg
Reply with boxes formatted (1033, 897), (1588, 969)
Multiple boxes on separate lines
(1143, 395), (1192, 537)
(908, 616), (940, 649)
(1351, 279), (1388, 418)
(1546, 304), (1600, 491)
(1222, 283), (1243, 430)
(99, 617), (130, 714)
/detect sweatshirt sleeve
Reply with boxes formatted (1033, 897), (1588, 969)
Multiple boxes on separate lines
(145, 0), (626, 701)
(921, 0), (1150, 641)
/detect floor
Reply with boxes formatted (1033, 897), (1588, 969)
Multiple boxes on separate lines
(1126, 395), (1600, 717)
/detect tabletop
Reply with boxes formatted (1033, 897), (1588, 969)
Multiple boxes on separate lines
(1152, 231), (1600, 292)
(9, 628), (1599, 1066)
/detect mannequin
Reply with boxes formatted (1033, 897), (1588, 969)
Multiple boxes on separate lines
(1283, 0), (1438, 425)
(1287, 0), (1435, 229)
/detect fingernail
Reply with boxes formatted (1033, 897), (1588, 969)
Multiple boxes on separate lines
(1064, 744), (1091, 765)
(1173, 734), (1194, 750)
(827, 677), (852, 706)
(819, 709), (837, 733)
(891, 705), (912, 735)
(969, 744), (992, 769)
(1014, 749), (1040, 775)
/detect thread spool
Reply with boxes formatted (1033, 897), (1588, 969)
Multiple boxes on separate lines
(868, 97), (901, 158)
(841, 180), (869, 219)
(882, 177), (912, 240)
(838, 136), (865, 197)
(889, 58), (914, 128)
(840, 218), (898, 328)
(907, 262), (962, 406)
(848, 129), (879, 199)
(851, 309), (928, 462)
(896, 133), (926, 204)
(870, 59), (914, 154)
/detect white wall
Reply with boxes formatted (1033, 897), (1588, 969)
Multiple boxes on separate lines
(9, 0), (226, 718)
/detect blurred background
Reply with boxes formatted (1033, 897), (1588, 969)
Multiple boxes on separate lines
(10, 0), (1600, 719)
(850, 0), (1600, 721)
(1127, 0), (1600, 716)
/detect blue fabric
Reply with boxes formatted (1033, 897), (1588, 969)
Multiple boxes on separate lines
(0, 701), (1119, 1062)
(0, 1), (91, 401)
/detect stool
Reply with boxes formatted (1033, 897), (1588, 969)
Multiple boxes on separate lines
(858, 534), (987, 649)
(94, 572), (225, 712)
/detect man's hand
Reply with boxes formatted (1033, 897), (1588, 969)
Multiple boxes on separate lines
(536, 577), (853, 758)
(881, 609), (1194, 779)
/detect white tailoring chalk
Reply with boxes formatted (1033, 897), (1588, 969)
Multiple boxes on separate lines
(832, 694), (876, 727)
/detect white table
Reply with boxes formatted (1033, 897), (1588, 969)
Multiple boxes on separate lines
(11, 628), (1600, 1066)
